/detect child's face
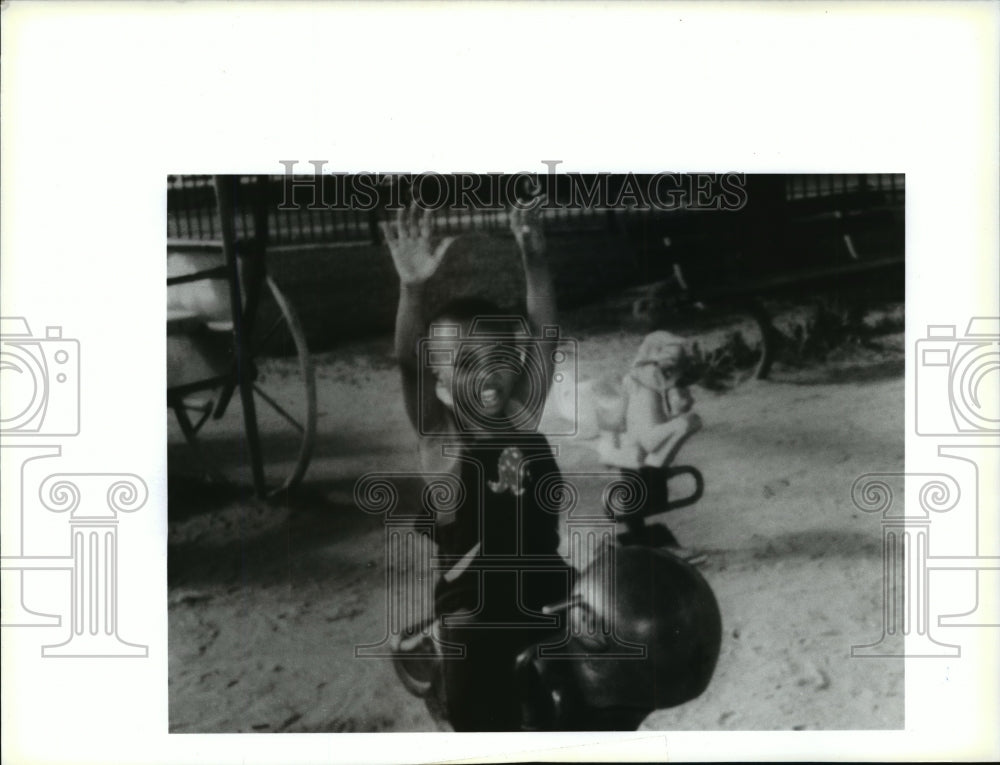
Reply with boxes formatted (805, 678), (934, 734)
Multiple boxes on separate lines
(638, 334), (685, 370)
(428, 318), (527, 421)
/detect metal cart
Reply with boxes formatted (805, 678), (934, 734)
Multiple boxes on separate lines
(167, 175), (316, 497)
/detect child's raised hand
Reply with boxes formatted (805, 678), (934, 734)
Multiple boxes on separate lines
(509, 200), (546, 256)
(667, 385), (695, 415)
(381, 202), (455, 286)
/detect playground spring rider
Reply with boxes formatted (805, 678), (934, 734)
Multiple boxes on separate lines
(392, 465), (722, 731)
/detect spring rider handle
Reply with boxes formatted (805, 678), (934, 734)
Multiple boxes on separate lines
(659, 465), (704, 515)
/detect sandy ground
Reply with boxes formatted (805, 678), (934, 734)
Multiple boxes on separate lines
(167, 306), (904, 734)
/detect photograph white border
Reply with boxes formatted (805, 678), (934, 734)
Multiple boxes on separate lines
(2, 1), (998, 762)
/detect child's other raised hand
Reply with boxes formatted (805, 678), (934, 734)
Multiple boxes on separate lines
(381, 202), (455, 286)
(509, 199), (546, 256)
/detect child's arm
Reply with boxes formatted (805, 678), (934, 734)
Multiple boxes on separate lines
(384, 204), (456, 431)
(510, 202), (558, 389)
(624, 380), (667, 451)
(625, 377), (702, 466)
(667, 385), (694, 415)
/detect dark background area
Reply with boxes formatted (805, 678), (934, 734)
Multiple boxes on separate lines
(167, 173), (904, 352)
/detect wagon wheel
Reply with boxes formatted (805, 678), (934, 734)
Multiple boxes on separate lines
(239, 274), (317, 495)
(633, 291), (776, 387)
(740, 298), (777, 380)
(689, 297), (777, 386)
(170, 275), (316, 497)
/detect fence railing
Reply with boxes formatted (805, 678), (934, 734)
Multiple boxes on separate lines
(167, 174), (904, 247)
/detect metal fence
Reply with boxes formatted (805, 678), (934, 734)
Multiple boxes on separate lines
(785, 173), (903, 203)
(167, 173), (904, 248)
(167, 175), (376, 246)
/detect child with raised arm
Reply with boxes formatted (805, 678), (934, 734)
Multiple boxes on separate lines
(384, 200), (573, 731)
